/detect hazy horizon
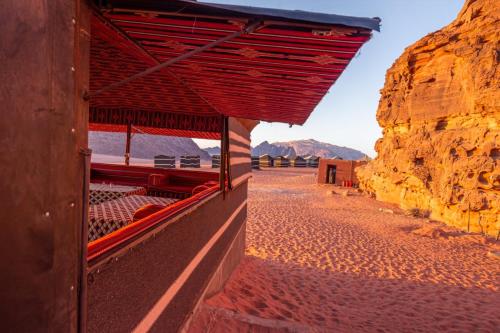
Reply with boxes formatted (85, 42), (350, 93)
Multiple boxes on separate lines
(195, 0), (465, 157)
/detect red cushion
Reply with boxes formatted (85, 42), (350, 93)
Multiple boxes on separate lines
(133, 204), (165, 222)
(192, 185), (209, 195)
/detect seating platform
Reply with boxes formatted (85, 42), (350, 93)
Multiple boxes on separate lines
(89, 195), (178, 242)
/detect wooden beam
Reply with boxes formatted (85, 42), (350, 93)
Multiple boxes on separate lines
(0, 0), (90, 331)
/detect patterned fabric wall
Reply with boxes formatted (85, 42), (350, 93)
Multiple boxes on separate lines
(228, 118), (252, 188)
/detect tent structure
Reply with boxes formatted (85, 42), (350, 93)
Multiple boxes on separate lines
(305, 155), (321, 167)
(251, 156), (260, 169)
(180, 155), (201, 168)
(154, 155), (176, 168)
(212, 155), (222, 168)
(259, 154), (274, 167)
(290, 156), (307, 167)
(273, 156), (290, 167)
(2, 1), (379, 331)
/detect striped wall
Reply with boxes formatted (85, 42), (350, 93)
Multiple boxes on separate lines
(88, 183), (248, 333)
(274, 157), (290, 168)
(251, 156), (260, 169)
(211, 155), (221, 169)
(259, 156), (273, 168)
(180, 155), (201, 168)
(154, 155), (175, 169)
(87, 117), (256, 333)
(306, 158), (320, 168)
(228, 118), (252, 188)
(291, 158), (307, 167)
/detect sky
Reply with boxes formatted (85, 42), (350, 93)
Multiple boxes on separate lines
(195, 0), (464, 156)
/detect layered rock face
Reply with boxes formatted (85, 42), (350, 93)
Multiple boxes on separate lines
(357, 0), (499, 236)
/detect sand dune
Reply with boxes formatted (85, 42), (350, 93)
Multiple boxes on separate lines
(189, 169), (499, 332)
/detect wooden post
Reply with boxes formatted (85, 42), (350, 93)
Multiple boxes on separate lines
(125, 123), (132, 166)
(0, 0), (90, 331)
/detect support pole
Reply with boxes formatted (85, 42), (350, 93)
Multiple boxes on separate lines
(224, 117), (233, 191)
(87, 20), (262, 98)
(125, 123), (132, 166)
(220, 117), (227, 197)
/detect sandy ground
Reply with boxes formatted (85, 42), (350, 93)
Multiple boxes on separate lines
(189, 169), (499, 333)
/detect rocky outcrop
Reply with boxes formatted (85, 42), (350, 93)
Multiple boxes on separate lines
(357, 0), (499, 237)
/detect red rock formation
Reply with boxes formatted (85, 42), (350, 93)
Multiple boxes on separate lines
(358, 0), (499, 237)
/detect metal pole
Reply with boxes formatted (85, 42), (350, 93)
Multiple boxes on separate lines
(125, 123), (132, 166)
(225, 117), (233, 191)
(87, 20), (262, 99)
(219, 117), (227, 198)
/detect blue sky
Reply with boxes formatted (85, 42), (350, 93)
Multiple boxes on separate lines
(195, 0), (464, 156)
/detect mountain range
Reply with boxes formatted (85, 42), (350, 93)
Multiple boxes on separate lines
(89, 132), (211, 160)
(251, 139), (367, 160)
(202, 146), (221, 156)
(89, 132), (367, 161)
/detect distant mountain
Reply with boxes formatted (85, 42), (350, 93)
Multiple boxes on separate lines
(252, 141), (296, 157)
(203, 146), (221, 156)
(89, 132), (211, 160)
(252, 139), (367, 160)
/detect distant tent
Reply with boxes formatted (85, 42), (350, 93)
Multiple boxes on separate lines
(259, 154), (273, 167)
(154, 155), (175, 169)
(251, 156), (260, 169)
(331, 156), (343, 160)
(273, 156), (290, 167)
(211, 155), (221, 168)
(290, 156), (307, 167)
(304, 155), (320, 168)
(180, 155), (200, 168)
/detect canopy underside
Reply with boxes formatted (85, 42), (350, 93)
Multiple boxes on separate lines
(89, 0), (379, 138)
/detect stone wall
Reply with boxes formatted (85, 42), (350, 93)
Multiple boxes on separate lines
(357, 0), (499, 237)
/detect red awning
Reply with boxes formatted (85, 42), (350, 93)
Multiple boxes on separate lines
(89, 0), (379, 137)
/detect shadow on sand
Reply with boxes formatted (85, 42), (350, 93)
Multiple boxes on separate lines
(192, 256), (499, 333)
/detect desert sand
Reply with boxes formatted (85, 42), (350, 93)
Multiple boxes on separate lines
(189, 169), (499, 333)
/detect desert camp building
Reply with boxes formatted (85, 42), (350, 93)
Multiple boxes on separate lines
(305, 155), (321, 168)
(2, 1), (379, 331)
(290, 156), (307, 167)
(259, 154), (274, 168)
(251, 156), (260, 170)
(212, 155), (221, 168)
(180, 155), (201, 168)
(154, 155), (175, 168)
(273, 156), (290, 167)
(318, 159), (368, 186)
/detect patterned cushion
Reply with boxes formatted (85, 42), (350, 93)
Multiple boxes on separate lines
(88, 195), (178, 242)
(89, 183), (147, 205)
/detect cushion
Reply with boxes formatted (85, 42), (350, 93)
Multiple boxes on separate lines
(132, 204), (165, 222)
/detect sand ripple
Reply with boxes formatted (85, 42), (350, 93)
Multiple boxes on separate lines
(192, 169), (499, 332)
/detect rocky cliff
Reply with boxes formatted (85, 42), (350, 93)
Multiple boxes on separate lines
(357, 0), (499, 237)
